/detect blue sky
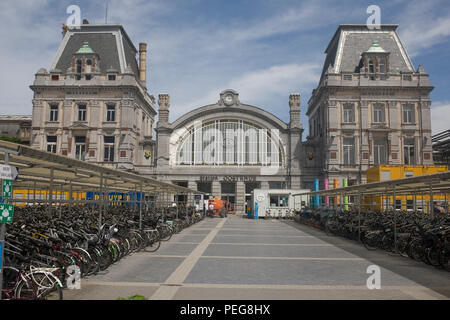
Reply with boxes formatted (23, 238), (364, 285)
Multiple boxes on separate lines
(0, 0), (449, 136)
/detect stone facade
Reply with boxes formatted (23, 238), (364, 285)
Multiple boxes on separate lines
(27, 23), (436, 213)
(30, 24), (156, 171)
(304, 25), (434, 188)
(154, 89), (304, 214)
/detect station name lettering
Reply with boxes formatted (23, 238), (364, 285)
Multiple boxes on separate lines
(199, 175), (256, 182)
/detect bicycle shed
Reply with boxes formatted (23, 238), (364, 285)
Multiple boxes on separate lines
(293, 170), (450, 253)
(0, 140), (204, 299)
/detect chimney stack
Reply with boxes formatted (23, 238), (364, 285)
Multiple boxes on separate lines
(139, 42), (147, 88)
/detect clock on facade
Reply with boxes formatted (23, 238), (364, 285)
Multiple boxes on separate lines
(224, 94), (234, 106)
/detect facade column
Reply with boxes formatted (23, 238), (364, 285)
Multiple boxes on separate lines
(236, 181), (245, 215)
(212, 181), (221, 198)
(187, 180), (197, 204)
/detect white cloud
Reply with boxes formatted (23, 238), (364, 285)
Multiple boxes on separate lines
(172, 63), (321, 121)
(397, 0), (450, 56)
(431, 101), (450, 134)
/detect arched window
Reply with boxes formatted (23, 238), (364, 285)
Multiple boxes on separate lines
(176, 120), (285, 166)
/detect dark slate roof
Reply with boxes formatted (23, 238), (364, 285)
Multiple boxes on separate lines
(52, 25), (139, 77)
(320, 25), (414, 79)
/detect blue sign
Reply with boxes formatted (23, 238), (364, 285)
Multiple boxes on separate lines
(254, 202), (258, 220)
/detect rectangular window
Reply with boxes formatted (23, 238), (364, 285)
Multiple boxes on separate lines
(343, 104), (355, 123)
(49, 105), (59, 122)
(343, 137), (355, 165)
(373, 104), (385, 123)
(106, 105), (116, 122)
(402, 105), (415, 124)
(221, 182), (236, 194)
(51, 75), (59, 81)
(403, 75), (412, 81)
(78, 105), (87, 122)
(374, 139), (387, 164)
(75, 136), (86, 161)
(343, 75), (352, 81)
(381, 170), (391, 181)
(406, 199), (414, 211)
(269, 194), (289, 207)
(404, 138), (415, 165)
(395, 199), (402, 210)
(108, 74), (116, 81)
(104, 136), (115, 162)
(379, 58), (386, 73)
(85, 75), (92, 81)
(46, 136), (57, 153)
(197, 182), (212, 194)
(369, 60), (375, 73)
(269, 181), (287, 189)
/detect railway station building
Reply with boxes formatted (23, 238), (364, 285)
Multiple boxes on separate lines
(29, 23), (435, 214)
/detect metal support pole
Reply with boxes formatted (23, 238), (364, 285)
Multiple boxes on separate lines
(99, 173), (104, 231)
(446, 192), (449, 214)
(48, 167), (54, 217)
(139, 182), (143, 230)
(414, 189), (417, 212)
(59, 184), (63, 218)
(33, 181), (36, 206)
(393, 187), (398, 254)
(358, 192), (362, 243)
(429, 182), (434, 216)
(69, 181), (73, 213)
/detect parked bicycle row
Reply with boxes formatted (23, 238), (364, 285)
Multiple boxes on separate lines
(1, 205), (204, 300)
(294, 208), (450, 272)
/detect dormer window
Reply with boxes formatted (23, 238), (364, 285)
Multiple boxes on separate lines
(108, 74), (116, 81)
(76, 59), (82, 73)
(379, 58), (386, 73)
(368, 60), (375, 73)
(363, 41), (390, 80)
(72, 42), (99, 79)
(85, 59), (93, 73)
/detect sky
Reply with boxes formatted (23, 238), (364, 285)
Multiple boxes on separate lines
(0, 0), (449, 137)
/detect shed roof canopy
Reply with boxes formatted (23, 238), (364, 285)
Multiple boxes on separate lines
(0, 140), (203, 195)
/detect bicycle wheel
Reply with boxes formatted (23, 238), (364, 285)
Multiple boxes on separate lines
(362, 234), (378, 251)
(16, 273), (63, 300)
(144, 232), (161, 253)
(158, 225), (173, 241)
(426, 248), (441, 267)
(439, 250), (450, 271)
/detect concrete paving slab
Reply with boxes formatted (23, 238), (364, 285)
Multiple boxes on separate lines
(203, 243), (361, 258)
(88, 256), (184, 283)
(184, 257), (421, 286)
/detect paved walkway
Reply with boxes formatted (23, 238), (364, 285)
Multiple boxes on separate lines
(64, 215), (450, 300)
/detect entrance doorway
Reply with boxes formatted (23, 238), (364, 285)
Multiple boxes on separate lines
(221, 195), (235, 213)
(221, 182), (236, 214)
